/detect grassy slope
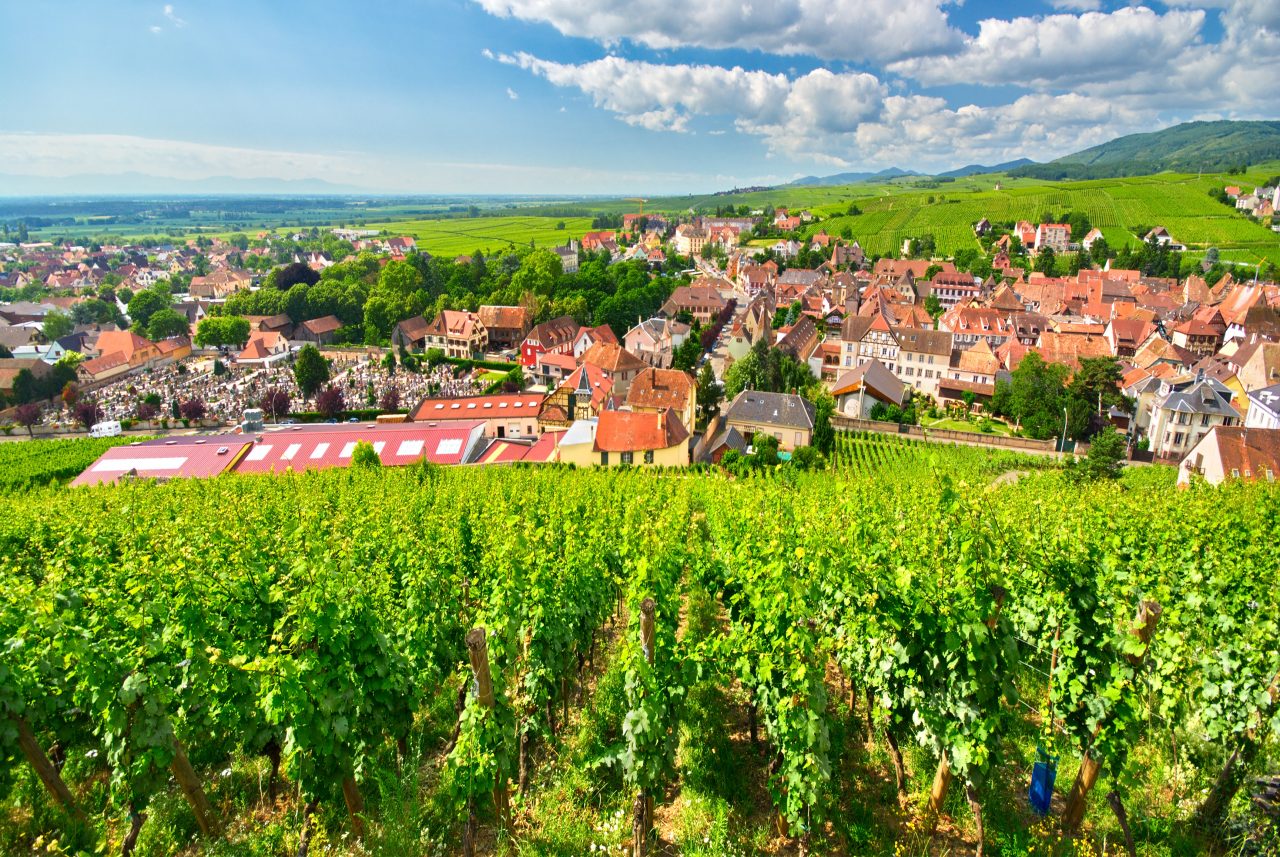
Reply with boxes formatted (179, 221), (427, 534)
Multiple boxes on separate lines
(1050, 119), (1280, 170)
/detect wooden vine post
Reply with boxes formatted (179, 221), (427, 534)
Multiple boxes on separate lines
(633, 598), (656, 857)
(464, 626), (508, 857)
(11, 715), (85, 821)
(341, 776), (366, 839)
(169, 736), (222, 837)
(926, 585), (1005, 836)
(1061, 600), (1162, 835)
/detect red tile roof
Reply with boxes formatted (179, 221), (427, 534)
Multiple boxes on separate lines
(410, 392), (545, 422)
(593, 409), (689, 453)
(301, 315), (342, 335)
(626, 368), (694, 412)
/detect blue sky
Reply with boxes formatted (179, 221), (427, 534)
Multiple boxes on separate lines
(0, 1), (1276, 194)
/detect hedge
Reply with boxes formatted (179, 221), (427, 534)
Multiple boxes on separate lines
(284, 408), (409, 424)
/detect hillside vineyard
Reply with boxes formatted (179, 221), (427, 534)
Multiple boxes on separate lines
(1, 460), (1277, 854)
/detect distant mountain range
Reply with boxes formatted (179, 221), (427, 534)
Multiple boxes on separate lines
(0, 172), (371, 197)
(786, 167), (920, 187)
(785, 159), (1035, 187)
(1008, 120), (1280, 180)
(936, 158), (1035, 178)
(778, 120), (1280, 189)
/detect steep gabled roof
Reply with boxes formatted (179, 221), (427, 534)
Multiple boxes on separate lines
(725, 390), (816, 430)
(593, 408), (689, 452)
(626, 368), (694, 412)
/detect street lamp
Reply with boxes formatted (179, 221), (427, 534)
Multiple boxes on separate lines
(1060, 405), (1069, 455)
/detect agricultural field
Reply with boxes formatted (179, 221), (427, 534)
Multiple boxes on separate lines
(0, 435), (141, 491)
(1, 435), (1275, 857)
(349, 215), (593, 258)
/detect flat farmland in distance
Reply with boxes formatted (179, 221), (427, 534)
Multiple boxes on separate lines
(337, 215), (594, 257)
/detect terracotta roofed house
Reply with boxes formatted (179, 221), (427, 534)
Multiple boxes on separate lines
(625, 367), (696, 431)
(391, 315), (432, 352)
(580, 341), (647, 397)
(1178, 426), (1280, 486)
(297, 315), (343, 345)
(237, 330), (290, 365)
(661, 282), (729, 324)
(423, 310), (488, 358)
(520, 315), (580, 367)
(593, 408), (689, 466)
(477, 305), (532, 351)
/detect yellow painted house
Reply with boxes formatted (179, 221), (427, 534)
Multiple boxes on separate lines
(557, 409), (690, 467)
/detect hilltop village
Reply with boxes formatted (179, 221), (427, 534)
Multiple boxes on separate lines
(3, 196), (1279, 486)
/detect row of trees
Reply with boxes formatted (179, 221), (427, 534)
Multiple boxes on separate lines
(212, 247), (687, 348)
(988, 353), (1129, 441)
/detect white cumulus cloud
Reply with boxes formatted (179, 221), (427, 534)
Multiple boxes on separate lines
(491, 51), (1158, 170)
(888, 6), (1205, 89)
(473, 0), (960, 63)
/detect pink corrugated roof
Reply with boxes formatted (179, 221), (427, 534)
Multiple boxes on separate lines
(72, 436), (250, 486)
(234, 421), (486, 473)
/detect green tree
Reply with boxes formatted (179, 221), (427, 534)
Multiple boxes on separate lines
(42, 310), (74, 341)
(1034, 246), (1057, 275)
(991, 351), (1070, 440)
(789, 445), (823, 470)
(1066, 427), (1126, 482)
(351, 440), (382, 468)
(924, 293), (944, 324)
(146, 308), (191, 341)
(71, 298), (122, 327)
(294, 344), (330, 398)
(510, 248), (563, 297)
(672, 336), (702, 372)
(723, 350), (761, 401)
(696, 362), (722, 424)
(1066, 356), (1128, 439)
(194, 316), (251, 348)
(749, 433), (781, 467)
(127, 289), (171, 329)
(811, 392), (835, 456)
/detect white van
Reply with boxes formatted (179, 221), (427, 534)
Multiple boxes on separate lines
(90, 420), (122, 438)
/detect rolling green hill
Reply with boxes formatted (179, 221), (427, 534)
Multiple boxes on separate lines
(1010, 120), (1280, 180)
(801, 168), (1280, 265)
(598, 163), (1280, 267)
